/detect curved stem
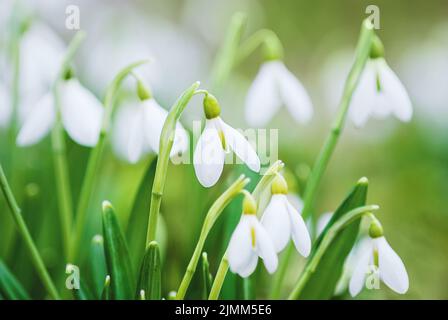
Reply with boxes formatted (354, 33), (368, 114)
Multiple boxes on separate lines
(145, 81), (201, 244)
(288, 204), (379, 300)
(0, 164), (60, 299)
(176, 175), (249, 299)
(70, 60), (148, 263)
(273, 19), (374, 295)
(235, 28), (283, 64)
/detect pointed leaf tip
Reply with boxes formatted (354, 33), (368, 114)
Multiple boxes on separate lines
(357, 177), (369, 185)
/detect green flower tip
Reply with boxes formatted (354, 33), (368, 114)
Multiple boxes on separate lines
(370, 35), (385, 59)
(242, 192), (257, 215)
(147, 240), (159, 250)
(357, 176), (369, 186)
(139, 290), (146, 300)
(203, 93), (221, 119)
(104, 275), (111, 286)
(368, 219), (384, 238)
(168, 291), (177, 300)
(202, 252), (208, 260)
(137, 79), (152, 101)
(271, 174), (288, 195)
(102, 200), (113, 212)
(92, 234), (104, 244)
(263, 33), (284, 61)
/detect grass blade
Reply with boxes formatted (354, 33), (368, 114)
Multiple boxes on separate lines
(136, 241), (161, 300)
(0, 260), (30, 300)
(201, 252), (213, 300)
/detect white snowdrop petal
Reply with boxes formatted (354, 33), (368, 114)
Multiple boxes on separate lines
(349, 61), (377, 127)
(193, 119), (225, 187)
(286, 201), (311, 257)
(228, 216), (254, 274)
(349, 241), (373, 297)
(60, 79), (103, 147)
(237, 253), (258, 278)
(376, 237), (409, 294)
(275, 61), (313, 123)
(378, 59), (413, 122)
(245, 62), (281, 127)
(171, 123), (189, 157)
(260, 194), (291, 252)
(0, 84), (11, 128)
(142, 99), (167, 153)
(316, 212), (333, 237)
(220, 119), (260, 173)
(16, 93), (56, 146)
(254, 220), (278, 274)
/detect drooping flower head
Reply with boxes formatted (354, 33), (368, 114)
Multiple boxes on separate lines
(227, 191), (278, 277)
(113, 77), (188, 164)
(349, 35), (412, 127)
(349, 219), (409, 297)
(245, 36), (313, 127)
(194, 93), (260, 187)
(261, 174), (311, 257)
(17, 70), (103, 147)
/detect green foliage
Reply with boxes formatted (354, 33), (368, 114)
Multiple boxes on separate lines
(136, 241), (161, 300)
(0, 260), (30, 300)
(201, 252), (213, 299)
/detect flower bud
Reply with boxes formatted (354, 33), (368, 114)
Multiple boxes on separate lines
(242, 192), (257, 215)
(368, 218), (384, 238)
(137, 79), (152, 101)
(263, 34), (284, 61)
(369, 35), (385, 59)
(203, 93), (221, 119)
(271, 174), (288, 195)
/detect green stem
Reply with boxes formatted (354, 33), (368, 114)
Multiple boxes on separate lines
(208, 255), (229, 300)
(145, 81), (201, 244)
(50, 31), (86, 260)
(273, 19), (374, 296)
(0, 164), (60, 299)
(70, 60), (148, 263)
(176, 175), (250, 300)
(288, 204), (379, 300)
(210, 12), (247, 93)
(270, 242), (293, 299)
(235, 28), (283, 63)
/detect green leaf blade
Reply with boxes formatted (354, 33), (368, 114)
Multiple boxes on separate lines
(0, 260), (30, 300)
(136, 241), (161, 300)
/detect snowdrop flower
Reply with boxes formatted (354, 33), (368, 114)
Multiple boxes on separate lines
(194, 94), (260, 187)
(349, 36), (412, 127)
(245, 59), (313, 127)
(349, 220), (409, 297)
(261, 174), (311, 257)
(228, 192), (278, 277)
(113, 80), (188, 163)
(316, 212), (333, 236)
(0, 83), (11, 129)
(17, 74), (103, 147)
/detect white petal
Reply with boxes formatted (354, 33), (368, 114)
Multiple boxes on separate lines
(237, 253), (258, 278)
(260, 194), (291, 252)
(254, 219), (278, 274)
(274, 61), (313, 123)
(171, 122), (189, 157)
(245, 61), (281, 127)
(193, 119), (225, 187)
(220, 119), (260, 172)
(377, 59), (413, 122)
(60, 79), (103, 147)
(286, 201), (311, 257)
(112, 103), (146, 163)
(16, 93), (55, 146)
(0, 83), (11, 128)
(316, 212), (333, 236)
(376, 237), (409, 294)
(349, 240), (373, 297)
(349, 60), (377, 127)
(228, 216), (255, 274)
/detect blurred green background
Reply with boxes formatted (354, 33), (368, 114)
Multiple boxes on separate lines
(0, 0), (447, 299)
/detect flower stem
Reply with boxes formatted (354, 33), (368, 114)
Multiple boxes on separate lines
(70, 60), (148, 263)
(176, 175), (250, 300)
(145, 82), (201, 244)
(50, 31), (86, 260)
(0, 163), (60, 299)
(273, 19), (374, 296)
(288, 204), (379, 299)
(208, 255), (229, 300)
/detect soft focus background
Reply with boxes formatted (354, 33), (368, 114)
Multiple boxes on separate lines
(0, 0), (447, 299)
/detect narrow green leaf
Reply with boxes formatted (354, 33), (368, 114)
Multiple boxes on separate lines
(296, 177), (368, 299)
(102, 201), (134, 300)
(0, 260), (30, 300)
(90, 235), (107, 298)
(136, 241), (161, 300)
(126, 158), (157, 271)
(101, 275), (111, 300)
(201, 252), (213, 300)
